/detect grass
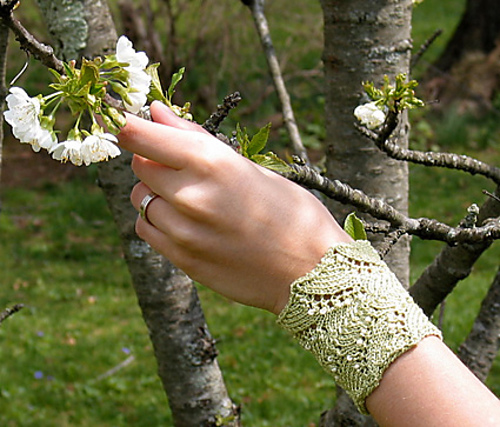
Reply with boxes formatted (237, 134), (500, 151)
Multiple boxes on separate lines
(0, 172), (333, 426)
(0, 175), (172, 426)
(2, 142), (499, 426)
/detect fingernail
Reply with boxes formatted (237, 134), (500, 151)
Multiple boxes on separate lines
(152, 100), (174, 114)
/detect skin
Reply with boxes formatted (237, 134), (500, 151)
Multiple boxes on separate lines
(120, 101), (351, 314)
(118, 101), (500, 425)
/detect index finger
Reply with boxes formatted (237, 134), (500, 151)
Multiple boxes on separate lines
(117, 102), (211, 169)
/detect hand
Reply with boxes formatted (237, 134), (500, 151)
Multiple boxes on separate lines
(118, 101), (352, 314)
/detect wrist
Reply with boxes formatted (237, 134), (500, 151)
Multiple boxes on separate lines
(276, 240), (441, 413)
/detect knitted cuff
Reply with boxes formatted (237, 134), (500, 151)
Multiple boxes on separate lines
(276, 240), (442, 414)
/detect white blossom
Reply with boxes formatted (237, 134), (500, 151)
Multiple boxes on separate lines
(81, 132), (121, 166)
(354, 102), (386, 130)
(50, 139), (84, 166)
(3, 87), (57, 152)
(115, 36), (151, 114)
(33, 127), (58, 153)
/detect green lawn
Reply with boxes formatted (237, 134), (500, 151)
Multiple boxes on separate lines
(1, 146), (498, 426)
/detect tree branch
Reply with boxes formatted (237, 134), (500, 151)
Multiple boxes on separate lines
(458, 266), (500, 382)
(411, 28), (443, 69)
(202, 91), (242, 135)
(282, 161), (500, 245)
(241, 0), (309, 163)
(0, 9), (123, 110)
(358, 109), (500, 185)
(0, 303), (24, 325)
(0, 10), (64, 74)
(0, 7), (9, 213)
(410, 186), (500, 316)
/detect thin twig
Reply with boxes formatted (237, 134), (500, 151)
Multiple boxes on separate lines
(411, 29), (443, 69)
(376, 227), (407, 258)
(483, 189), (500, 204)
(0, 303), (24, 325)
(1, 11), (64, 73)
(242, 0), (309, 163)
(0, 7), (9, 200)
(202, 92), (242, 135)
(281, 161), (500, 245)
(0, 10), (122, 109)
(358, 110), (500, 185)
(93, 355), (135, 382)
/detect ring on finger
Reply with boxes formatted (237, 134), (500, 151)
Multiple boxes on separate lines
(139, 192), (159, 225)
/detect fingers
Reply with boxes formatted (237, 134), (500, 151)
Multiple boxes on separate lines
(131, 181), (205, 247)
(117, 114), (193, 169)
(117, 101), (212, 169)
(149, 101), (209, 135)
(118, 106), (209, 169)
(131, 181), (180, 231)
(130, 155), (190, 208)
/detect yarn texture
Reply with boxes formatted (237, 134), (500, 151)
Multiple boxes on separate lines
(277, 240), (442, 414)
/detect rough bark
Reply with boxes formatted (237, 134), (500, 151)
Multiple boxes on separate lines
(410, 186), (500, 316)
(319, 0), (413, 423)
(458, 266), (500, 382)
(321, 0), (412, 288)
(0, 15), (8, 196)
(434, 0), (500, 73)
(36, 0), (88, 61)
(35, 1), (240, 425)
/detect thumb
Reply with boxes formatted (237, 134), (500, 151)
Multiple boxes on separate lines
(150, 101), (209, 135)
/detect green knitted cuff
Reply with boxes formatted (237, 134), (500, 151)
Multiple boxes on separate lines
(276, 240), (442, 415)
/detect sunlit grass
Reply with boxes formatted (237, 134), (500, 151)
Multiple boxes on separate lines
(0, 176), (171, 426)
(1, 138), (499, 426)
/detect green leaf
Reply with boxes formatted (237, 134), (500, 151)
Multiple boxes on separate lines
(236, 123), (251, 157)
(48, 68), (64, 84)
(146, 63), (168, 104)
(63, 61), (75, 78)
(251, 152), (294, 174)
(167, 67), (185, 101)
(80, 59), (99, 87)
(343, 213), (367, 241)
(247, 123), (271, 157)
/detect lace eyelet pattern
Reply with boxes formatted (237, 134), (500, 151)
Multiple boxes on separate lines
(277, 240), (442, 414)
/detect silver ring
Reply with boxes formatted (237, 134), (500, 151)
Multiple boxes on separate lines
(139, 192), (159, 224)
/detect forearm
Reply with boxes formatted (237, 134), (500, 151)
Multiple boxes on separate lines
(277, 240), (500, 424)
(367, 336), (500, 426)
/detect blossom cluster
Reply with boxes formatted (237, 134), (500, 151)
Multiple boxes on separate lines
(354, 74), (424, 130)
(3, 36), (152, 166)
(354, 102), (386, 130)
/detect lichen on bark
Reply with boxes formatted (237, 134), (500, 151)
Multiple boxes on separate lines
(36, 0), (87, 60)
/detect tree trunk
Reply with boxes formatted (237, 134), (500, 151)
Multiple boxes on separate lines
(320, 0), (413, 423)
(434, 0), (500, 73)
(97, 152), (239, 427)
(0, 17), (8, 200)
(36, 1), (240, 425)
(458, 266), (500, 383)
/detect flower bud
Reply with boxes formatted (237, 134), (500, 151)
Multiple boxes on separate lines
(354, 102), (386, 130)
